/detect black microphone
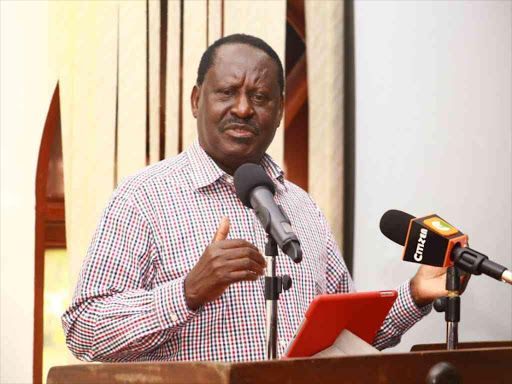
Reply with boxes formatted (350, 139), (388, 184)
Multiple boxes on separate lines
(234, 163), (302, 263)
(380, 209), (512, 285)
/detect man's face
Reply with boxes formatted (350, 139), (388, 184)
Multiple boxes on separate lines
(191, 44), (283, 175)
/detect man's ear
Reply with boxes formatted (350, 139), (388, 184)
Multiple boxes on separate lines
(276, 95), (284, 127)
(191, 85), (200, 118)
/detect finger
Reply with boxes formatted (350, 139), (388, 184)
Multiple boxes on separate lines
(212, 216), (230, 243)
(224, 247), (267, 269)
(228, 270), (261, 283)
(227, 258), (265, 276)
(217, 239), (260, 253)
(459, 273), (471, 294)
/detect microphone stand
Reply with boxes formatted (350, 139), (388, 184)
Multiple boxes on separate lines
(434, 246), (511, 350)
(264, 235), (292, 359)
(434, 266), (461, 350)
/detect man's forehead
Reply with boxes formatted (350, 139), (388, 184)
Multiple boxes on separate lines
(208, 44), (278, 83)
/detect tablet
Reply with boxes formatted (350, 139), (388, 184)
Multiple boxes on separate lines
(284, 290), (397, 358)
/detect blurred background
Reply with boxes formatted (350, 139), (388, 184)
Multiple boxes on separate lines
(1, 1), (510, 383)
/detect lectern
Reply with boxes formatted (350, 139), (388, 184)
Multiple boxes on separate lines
(48, 343), (511, 384)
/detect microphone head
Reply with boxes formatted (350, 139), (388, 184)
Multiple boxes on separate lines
(379, 209), (415, 246)
(234, 163), (276, 208)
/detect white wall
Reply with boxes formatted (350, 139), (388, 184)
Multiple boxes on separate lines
(1, 1), (55, 382)
(353, 0), (512, 351)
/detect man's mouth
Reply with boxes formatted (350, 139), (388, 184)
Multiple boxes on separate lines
(222, 123), (259, 139)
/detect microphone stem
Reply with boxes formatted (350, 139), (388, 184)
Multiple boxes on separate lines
(446, 321), (458, 350)
(265, 255), (278, 359)
(445, 267), (460, 350)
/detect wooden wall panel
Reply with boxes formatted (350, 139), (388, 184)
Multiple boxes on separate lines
(50, 0), (79, 262)
(305, 0), (345, 249)
(165, 0), (182, 158)
(117, 0), (147, 182)
(51, 1), (118, 287)
(182, 0), (208, 152)
(208, 0), (223, 45)
(148, 1), (161, 164)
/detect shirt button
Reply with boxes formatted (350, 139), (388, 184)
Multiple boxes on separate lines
(170, 313), (178, 322)
(280, 340), (287, 348)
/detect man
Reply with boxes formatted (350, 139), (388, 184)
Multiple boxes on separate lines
(62, 34), (466, 362)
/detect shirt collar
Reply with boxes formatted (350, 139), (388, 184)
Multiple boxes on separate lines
(187, 139), (286, 192)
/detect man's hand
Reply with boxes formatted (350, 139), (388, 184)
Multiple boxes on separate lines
(184, 216), (266, 310)
(410, 265), (471, 307)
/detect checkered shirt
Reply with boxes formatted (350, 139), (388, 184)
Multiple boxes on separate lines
(62, 139), (430, 362)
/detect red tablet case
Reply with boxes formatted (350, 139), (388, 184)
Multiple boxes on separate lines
(284, 290), (398, 358)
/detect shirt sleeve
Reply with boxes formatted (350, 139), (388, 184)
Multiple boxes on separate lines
(322, 209), (431, 350)
(372, 281), (432, 350)
(61, 192), (201, 362)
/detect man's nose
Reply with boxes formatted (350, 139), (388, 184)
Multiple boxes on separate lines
(230, 93), (254, 119)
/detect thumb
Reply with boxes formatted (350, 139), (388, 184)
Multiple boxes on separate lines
(212, 216), (230, 242)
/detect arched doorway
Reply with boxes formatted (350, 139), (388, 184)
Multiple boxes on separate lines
(34, 83), (69, 384)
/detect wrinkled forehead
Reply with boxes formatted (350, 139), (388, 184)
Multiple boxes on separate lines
(207, 44), (279, 86)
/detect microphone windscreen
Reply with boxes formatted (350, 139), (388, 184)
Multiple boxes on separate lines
(379, 209), (415, 246)
(234, 163), (276, 208)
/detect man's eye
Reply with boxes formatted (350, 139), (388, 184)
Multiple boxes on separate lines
(253, 94), (266, 102)
(219, 89), (234, 96)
